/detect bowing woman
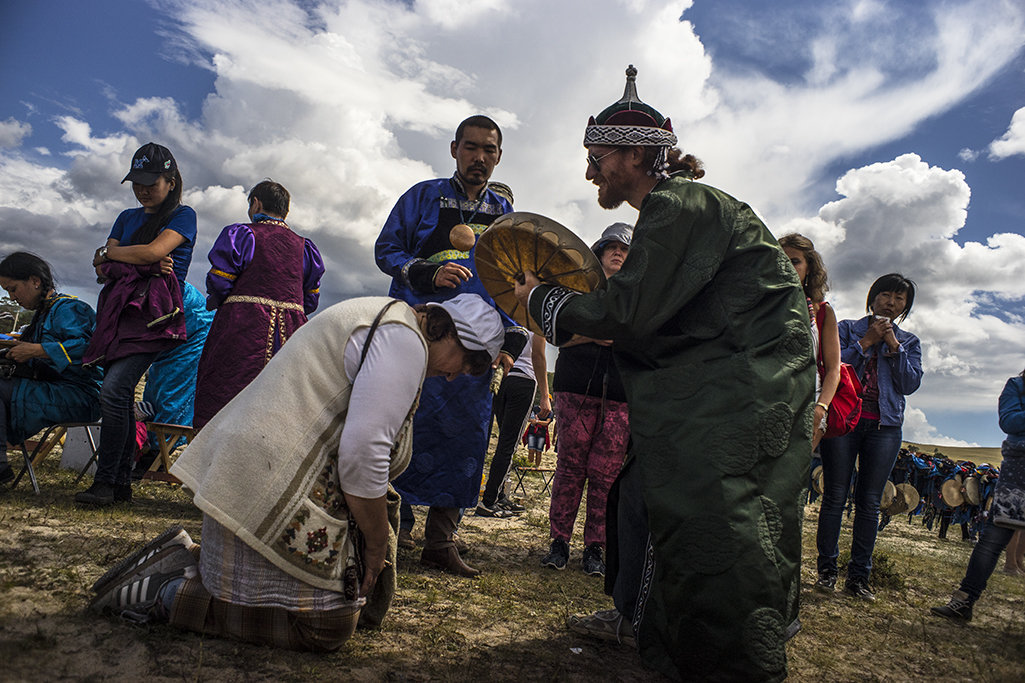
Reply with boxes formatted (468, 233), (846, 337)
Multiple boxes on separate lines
(74, 143), (197, 506)
(814, 273), (922, 600)
(0, 253), (103, 484)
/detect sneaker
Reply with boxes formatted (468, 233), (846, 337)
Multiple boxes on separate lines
(930, 589), (974, 622)
(541, 539), (569, 570)
(496, 496), (525, 513)
(581, 543), (605, 577)
(91, 525), (196, 594)
(474, 502), (512, 518)
(75, 482), (115, 506)
(397, 528), (416, 550)
(813, 572), (837, 593)
(844, 577), (876, 602)
(0, 463), (14, 485)
(90, 545), (198, 616)
(567, 608), (636, 647)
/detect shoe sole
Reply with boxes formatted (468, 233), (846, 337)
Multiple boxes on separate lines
(844, 589), (876, 602)
(90, 546), (198, 614)
(541, 560), (567, 570)
(930, 607), (971, 622)
(91, 525), (190, 594)
(812, 583), (835, 594)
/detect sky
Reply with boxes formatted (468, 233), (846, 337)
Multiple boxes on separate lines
(1, 0), (1023, 447)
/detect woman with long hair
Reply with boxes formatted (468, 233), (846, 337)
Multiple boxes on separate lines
(814, 273), (923, 600)
(779, 233), (840, 449)
(74, 143), (197, 506)
(0, 252), (102, 484)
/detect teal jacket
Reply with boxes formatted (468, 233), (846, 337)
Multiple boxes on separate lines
(8, 295), (103, 443)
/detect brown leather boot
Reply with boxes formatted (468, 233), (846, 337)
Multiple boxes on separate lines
(398, 528), (415, 550)
(420, 546), (481, 577)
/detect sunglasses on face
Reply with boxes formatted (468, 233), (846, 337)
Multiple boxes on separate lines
(587, 148), (621, 174)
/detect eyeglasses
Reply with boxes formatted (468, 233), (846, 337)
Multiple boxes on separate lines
(587, 148), (621, 174)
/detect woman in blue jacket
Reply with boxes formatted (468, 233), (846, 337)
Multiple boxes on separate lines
(74, 143), (195, 507)
(815, 273), (923, 600)
(0, 252), (103, 483)
(931, 368), (1025, 621)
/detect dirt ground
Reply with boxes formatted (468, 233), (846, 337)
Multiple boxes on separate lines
(1, 453), (1024, 682)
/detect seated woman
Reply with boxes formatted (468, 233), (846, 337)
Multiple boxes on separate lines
(89, 294), (503, 652)
(0, 252), (103, 483)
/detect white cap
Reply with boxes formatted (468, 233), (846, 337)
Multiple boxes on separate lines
(427, 293), (504, 360)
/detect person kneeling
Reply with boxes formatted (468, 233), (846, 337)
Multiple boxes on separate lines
(88, 294), (502, 651)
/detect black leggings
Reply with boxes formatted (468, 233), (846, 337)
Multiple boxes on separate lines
(481, 373), (535, 506)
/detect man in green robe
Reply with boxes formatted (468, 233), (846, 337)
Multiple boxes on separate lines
(514, 66), (815, 682)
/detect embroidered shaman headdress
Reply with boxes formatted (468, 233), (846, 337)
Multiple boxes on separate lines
(584, 65), (677, 178)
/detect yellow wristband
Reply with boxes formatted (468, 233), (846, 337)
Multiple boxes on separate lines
(815, 402), (829, 411)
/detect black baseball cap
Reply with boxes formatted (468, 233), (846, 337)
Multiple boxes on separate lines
(122, 142), (177, 185)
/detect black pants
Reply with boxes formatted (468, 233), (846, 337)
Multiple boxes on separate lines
(481, 373), (535, 507)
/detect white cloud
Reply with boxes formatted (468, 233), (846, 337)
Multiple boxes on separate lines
(902, 407), (979, 447)
(989, 106), (1025, 159)
(0, 118), (32, 148)
(958, 148), (978, 162)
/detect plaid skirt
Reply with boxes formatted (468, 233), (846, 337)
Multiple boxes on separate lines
(169, 577), (360, 652)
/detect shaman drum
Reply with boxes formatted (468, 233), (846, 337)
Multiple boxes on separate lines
(811, 465), (824, 494)
(963, 476), (981, 506)
(896, 482), (920, 513)
(941, 478), (965, 507)
(475, 212), (605, 334)
(881, 480), (897, 510)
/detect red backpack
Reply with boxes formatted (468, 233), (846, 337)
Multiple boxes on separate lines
(816, 304), (863, 438)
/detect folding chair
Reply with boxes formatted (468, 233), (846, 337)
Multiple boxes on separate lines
(141, 422), (195, 484)
(9, 421), (101, 494)
(512, 466), (556, 498)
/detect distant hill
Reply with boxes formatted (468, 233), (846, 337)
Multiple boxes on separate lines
(903, 442), (1002, 466)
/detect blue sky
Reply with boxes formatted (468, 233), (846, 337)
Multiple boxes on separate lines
(1, 0), (1024, 446)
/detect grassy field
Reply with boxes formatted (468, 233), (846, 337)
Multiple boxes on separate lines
(1, 445), (1023, 682)
(903, 443), (1003, 466)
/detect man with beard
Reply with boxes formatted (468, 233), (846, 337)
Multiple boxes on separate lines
(375, 115), (528, 577)
(514, 67), (814, 682)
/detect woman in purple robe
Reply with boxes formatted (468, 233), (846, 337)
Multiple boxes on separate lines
(192, 180), (324, 430)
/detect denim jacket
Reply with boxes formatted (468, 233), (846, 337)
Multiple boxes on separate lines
(838, 316), (923, 427)
(999, 376), (1025, 445)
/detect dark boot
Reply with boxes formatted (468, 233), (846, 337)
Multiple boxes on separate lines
(420, 546), (480, 577)
(75, 482), (115, 506)
(930, 589), (973, 622)
(422, 506), (479, 577)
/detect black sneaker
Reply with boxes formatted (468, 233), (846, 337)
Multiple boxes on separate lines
(474, 502), (512, 518)
(930, 589), (973, 622)
(496, 496), (525, 513)
(75, 482), (115, 506)
(844, 577), (876, 601)
(813, 572), (837, 593)
(581, 543), (605, 577)
(0, 463), (14, 485)
(541, 539), (569, 570)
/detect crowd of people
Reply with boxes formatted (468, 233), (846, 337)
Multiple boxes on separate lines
(1, 66), (1022, 682)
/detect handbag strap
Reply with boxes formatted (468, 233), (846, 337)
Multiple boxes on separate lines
(359, 300), (404, 371)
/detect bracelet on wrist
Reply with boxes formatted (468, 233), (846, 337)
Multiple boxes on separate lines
(815, 402), (829, 411)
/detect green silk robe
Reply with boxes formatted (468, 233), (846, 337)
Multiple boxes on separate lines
(530, 174), (814, 681)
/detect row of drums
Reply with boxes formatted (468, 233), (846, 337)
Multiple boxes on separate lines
(809, 466), (989, 515)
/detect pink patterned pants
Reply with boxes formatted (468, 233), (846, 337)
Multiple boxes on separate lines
(549, 392), (629, 547)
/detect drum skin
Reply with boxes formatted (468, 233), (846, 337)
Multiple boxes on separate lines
(475, 211), (605, 334)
